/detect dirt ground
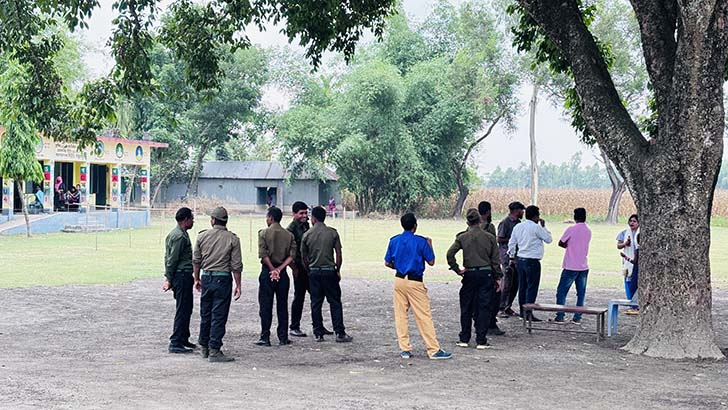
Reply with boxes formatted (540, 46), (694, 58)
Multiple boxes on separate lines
(1, 278), (727, 410)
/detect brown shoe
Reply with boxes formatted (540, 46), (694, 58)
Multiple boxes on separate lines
(208, 348), (234, 363)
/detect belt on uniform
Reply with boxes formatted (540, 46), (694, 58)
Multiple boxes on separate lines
(517, 257), (539, 261)
(466, 266), (492, 272)
(395, 272), (423, 282)
(176, 269), (192, 274)
(202, 271), (231, 277)
(309, 267), (337, 272)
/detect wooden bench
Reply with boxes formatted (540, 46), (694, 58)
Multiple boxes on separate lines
(522, 303), (607, 342)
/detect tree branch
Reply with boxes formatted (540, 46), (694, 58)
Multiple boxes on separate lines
(628, 0), (678, 113)
(459, 111), (504, 171)
(516, 0), (648, 175)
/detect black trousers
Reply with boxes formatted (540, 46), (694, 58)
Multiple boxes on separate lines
(289, 263), (309, 331)
(258, 265), (290, 341)
(499, 264), (519, 311)
(198, 275), (232, 349)
(309, 269), (345, 337)
(490, 288), (501, 329)
(170, 272), (193, 346)
(459, 270), (494, 345)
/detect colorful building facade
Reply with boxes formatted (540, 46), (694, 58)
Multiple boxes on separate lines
(1, 135), (167, 216)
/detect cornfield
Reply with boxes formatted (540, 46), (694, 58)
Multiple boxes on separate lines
(466, 188), (728, 219)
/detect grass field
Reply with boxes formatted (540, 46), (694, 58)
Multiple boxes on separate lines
(3, 213), (728, 289)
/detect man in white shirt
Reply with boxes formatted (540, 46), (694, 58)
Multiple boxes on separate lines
(507, 205), (552, 321)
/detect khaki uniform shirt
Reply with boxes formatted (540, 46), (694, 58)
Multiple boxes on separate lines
(446, 225), (502, 278)
(258, 222), (296, 266)
(286, 219), (309, 266)
(164, 225), (193, 282)
(301, 222), (342, 268)
(481, 221), (496, 236)
(193, 225), (243, 273)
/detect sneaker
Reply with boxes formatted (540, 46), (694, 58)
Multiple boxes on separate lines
(208, 348), (234, 363)
(279, 339), (292, 346)
(289, 329), (308, 337)
(571, 319), (582, 325)
(254, 338), (271, 347)
(455, 341), (469, 348)
(625, 308), (640, 316)
(400, 351), (412, 359)
(168, 345), (193, 354)
(323, 328), (335, 335)
(182, 341), (197, 349)
(476, 343), (492, 350)
(550, 317), (567, 324)
(488, 327), (506, 336)
(335, 333), (353, 343)
(315, 335), (325, 342)
(430, 350), (453, 360)
(200, 346), (209, 359)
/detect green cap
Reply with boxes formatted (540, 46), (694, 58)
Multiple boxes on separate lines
(466, 208), (481, 225)
(210, 206), (228, 222)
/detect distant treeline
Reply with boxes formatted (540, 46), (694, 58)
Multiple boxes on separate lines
(486, 154), (728, 190)
(485, 153), (610, 189)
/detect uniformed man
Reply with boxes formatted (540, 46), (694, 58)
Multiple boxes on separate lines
(256, 206), (296, 346)
(478, 201), (505, 336)
(286, 201), (333, 338)
(446, 208), (502, 349)
(163, 207), (196, 354)
(301, 206), (353, 342)
(193, 206), (243, 363)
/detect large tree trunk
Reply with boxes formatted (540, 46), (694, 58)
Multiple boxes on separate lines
(600, 146), (626, 224)
(529, 83), (539, 206)
(15, 180), (30, 238)
(515, 0), (728, 359)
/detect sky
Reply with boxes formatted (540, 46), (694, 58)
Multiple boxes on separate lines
(77, 0), (601, 177)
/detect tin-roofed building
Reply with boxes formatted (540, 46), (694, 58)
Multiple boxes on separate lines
(160, 161), (341, 211)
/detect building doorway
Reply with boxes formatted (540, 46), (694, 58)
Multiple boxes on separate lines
(90, 164), (108, 208)
(256, 187), (277, 209)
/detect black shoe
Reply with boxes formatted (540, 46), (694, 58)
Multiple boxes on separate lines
(488, 327), (506, 336)
(182, 341), (197, 349)
(335, 333), (353, 343)
(289, 329), (308, 337)
(254, 338), (271, 347)
(169, 345), (193, 354)
(315, 335), (325, 342)
(279, 339), (292, 346)
(322, 328), (334, 335)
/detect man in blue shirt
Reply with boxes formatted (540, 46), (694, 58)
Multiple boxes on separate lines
(384, 213), (452, 360)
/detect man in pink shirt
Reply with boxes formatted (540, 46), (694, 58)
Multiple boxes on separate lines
(553, 208), (591, 324)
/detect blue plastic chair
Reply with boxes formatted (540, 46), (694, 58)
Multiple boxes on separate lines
(607, 295), (638, 337)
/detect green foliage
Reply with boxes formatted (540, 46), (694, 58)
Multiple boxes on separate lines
(277, 1), (519, 213)
(0, 60), (43, 183)
(507, 0), (641, 146)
